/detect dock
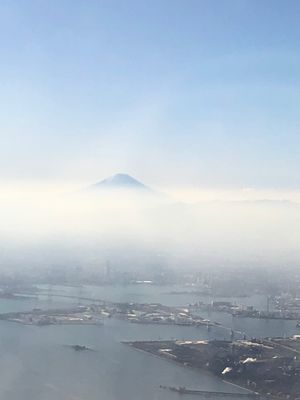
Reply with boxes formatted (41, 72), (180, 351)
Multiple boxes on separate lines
(160, 386), (260, 398)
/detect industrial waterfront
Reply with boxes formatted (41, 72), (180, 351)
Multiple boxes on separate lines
(0, 283), (299, 400)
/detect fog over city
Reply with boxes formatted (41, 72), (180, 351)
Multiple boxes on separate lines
(0, 173), (299, 270)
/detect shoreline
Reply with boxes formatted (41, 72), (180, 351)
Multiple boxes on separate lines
(122, 341), (256, 396)
(123, 341), (287, 400)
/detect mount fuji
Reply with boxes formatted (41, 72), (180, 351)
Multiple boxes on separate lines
(89, 173), (151, 191)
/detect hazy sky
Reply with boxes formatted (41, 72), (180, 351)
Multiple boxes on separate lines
(1, 0), (300, 189)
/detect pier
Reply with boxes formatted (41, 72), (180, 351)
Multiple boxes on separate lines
(160, 386), (260, 398)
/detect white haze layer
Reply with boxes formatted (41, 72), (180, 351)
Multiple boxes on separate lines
(0, 182), (299, 270)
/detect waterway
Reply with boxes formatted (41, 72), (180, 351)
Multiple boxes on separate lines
(0, 284), (298, 400)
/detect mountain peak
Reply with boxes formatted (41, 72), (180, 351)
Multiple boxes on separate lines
(91, 173), (149, 191)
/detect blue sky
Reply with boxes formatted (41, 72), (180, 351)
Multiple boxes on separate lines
(0, 0), (300, 188)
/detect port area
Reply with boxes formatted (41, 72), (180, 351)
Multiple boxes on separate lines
(114, 302), (215, 326)
(124, 337), (300, 400)
(189, 301), (300, 320)
(0, 302), (216, 327)
(0, 306), (104, 326)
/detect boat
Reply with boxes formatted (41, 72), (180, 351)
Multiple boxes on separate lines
(71, 345), (89, 351)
